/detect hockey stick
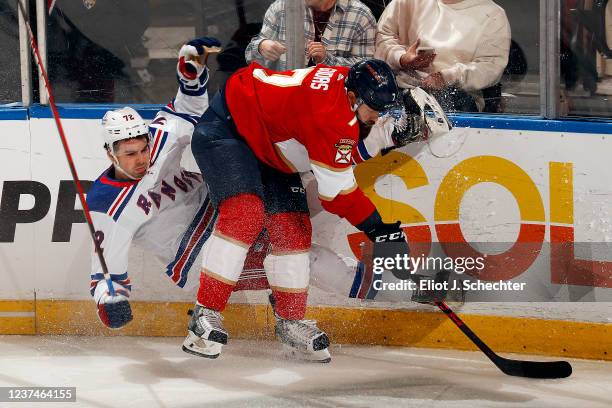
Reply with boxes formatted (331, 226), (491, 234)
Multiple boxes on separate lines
(17, 0), (115, 295)
(434, 300), (573, 378)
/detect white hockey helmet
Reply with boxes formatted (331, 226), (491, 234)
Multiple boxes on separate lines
(101, 107), (149, 152)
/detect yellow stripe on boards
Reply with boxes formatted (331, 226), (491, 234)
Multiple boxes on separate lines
(0, 301), (35, 334)
(34, 301), (275, 339)
(0, 300), (35, 312)
(0, 317), (35, 334)
(306, 307), (610, 361)
(0, 300), (609, 361)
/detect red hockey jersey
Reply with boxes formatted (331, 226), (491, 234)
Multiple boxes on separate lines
(225, 63), (375, 226)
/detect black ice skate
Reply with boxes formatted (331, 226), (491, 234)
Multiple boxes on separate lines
(182, 304), (228, 359)
(269, 294), (331, 363)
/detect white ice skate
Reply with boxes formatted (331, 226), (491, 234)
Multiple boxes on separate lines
(182, 304), (228, 359)
(269, 294), (331, 363)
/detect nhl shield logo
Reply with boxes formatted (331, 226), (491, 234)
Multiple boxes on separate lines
(334, 139), (354, 164)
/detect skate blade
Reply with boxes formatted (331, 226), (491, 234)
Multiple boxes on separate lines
(280, 344), (331, 363)
(182, 331), (222, 359)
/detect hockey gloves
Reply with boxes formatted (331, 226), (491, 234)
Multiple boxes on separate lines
(364, 220), (406, 244)
(391, 91), (428, 147)
(363, 220), (412, 280)
(94, 280), (133, 329)
(177, 37), (221, 82)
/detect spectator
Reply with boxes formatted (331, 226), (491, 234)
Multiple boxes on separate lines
(245, 0), (377, 70)
(375, 0), (511, 112)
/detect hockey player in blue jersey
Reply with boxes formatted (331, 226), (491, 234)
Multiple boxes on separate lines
(87, 37), (221, 329)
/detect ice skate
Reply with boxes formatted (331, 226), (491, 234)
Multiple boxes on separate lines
(182, 304), (228, 359)
(269, 294), (331, 363)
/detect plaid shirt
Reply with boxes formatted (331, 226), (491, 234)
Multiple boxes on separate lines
(245, 0), (376, 70)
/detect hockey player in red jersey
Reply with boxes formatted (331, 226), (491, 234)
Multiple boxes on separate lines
(188, 59), (414, 361)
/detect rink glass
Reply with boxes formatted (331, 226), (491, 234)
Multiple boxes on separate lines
(559, 0), (612, 118)
(0, 1), (21, 105)
(0, 0), (609, 119)
(45, 0), (274, 103)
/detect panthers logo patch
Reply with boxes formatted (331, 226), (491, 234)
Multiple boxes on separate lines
(334, 139), (354, 164)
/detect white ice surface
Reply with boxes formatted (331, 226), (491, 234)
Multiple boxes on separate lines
(0, 336), (610, 408)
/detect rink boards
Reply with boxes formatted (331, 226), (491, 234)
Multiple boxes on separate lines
(0, 106), (610, 360)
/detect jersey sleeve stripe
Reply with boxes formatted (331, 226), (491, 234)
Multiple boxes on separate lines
(112, 185), (137, 221)
(149, 128), (163, 161)
(171, 203), (213, 283)
(356, 139), (372, 163)
(177, 205), (216, 288)
(179, 70), (209, 96)
(89, 272), (130, 296)
(170, 198), (209, 267)
(150, 130), (168, 165)
(90, 272), (128, 281)
(166, 198), (217, 288)
(107, 186), (130, 217)
(161, 104), (199, 126)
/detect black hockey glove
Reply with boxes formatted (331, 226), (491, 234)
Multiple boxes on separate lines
(360, 216), (412, 280)
(364, 220), (406, 244)
(391, 91), (428, 147)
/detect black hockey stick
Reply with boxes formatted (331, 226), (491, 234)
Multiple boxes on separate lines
(17, 0), (116, 295)
(434, 300), (572, 379)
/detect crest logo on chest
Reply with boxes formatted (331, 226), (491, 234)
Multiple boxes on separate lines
(334, 139), (355, 164)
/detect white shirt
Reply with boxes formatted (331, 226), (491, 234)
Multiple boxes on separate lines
(375, 0), (511, 99)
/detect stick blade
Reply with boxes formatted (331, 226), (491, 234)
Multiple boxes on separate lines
(497, 357), (572, 379)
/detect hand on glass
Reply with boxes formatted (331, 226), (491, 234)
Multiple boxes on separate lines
(259, 40), (287, 61)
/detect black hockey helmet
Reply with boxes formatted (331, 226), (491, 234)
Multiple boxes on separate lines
(345, 59), (400, 113)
